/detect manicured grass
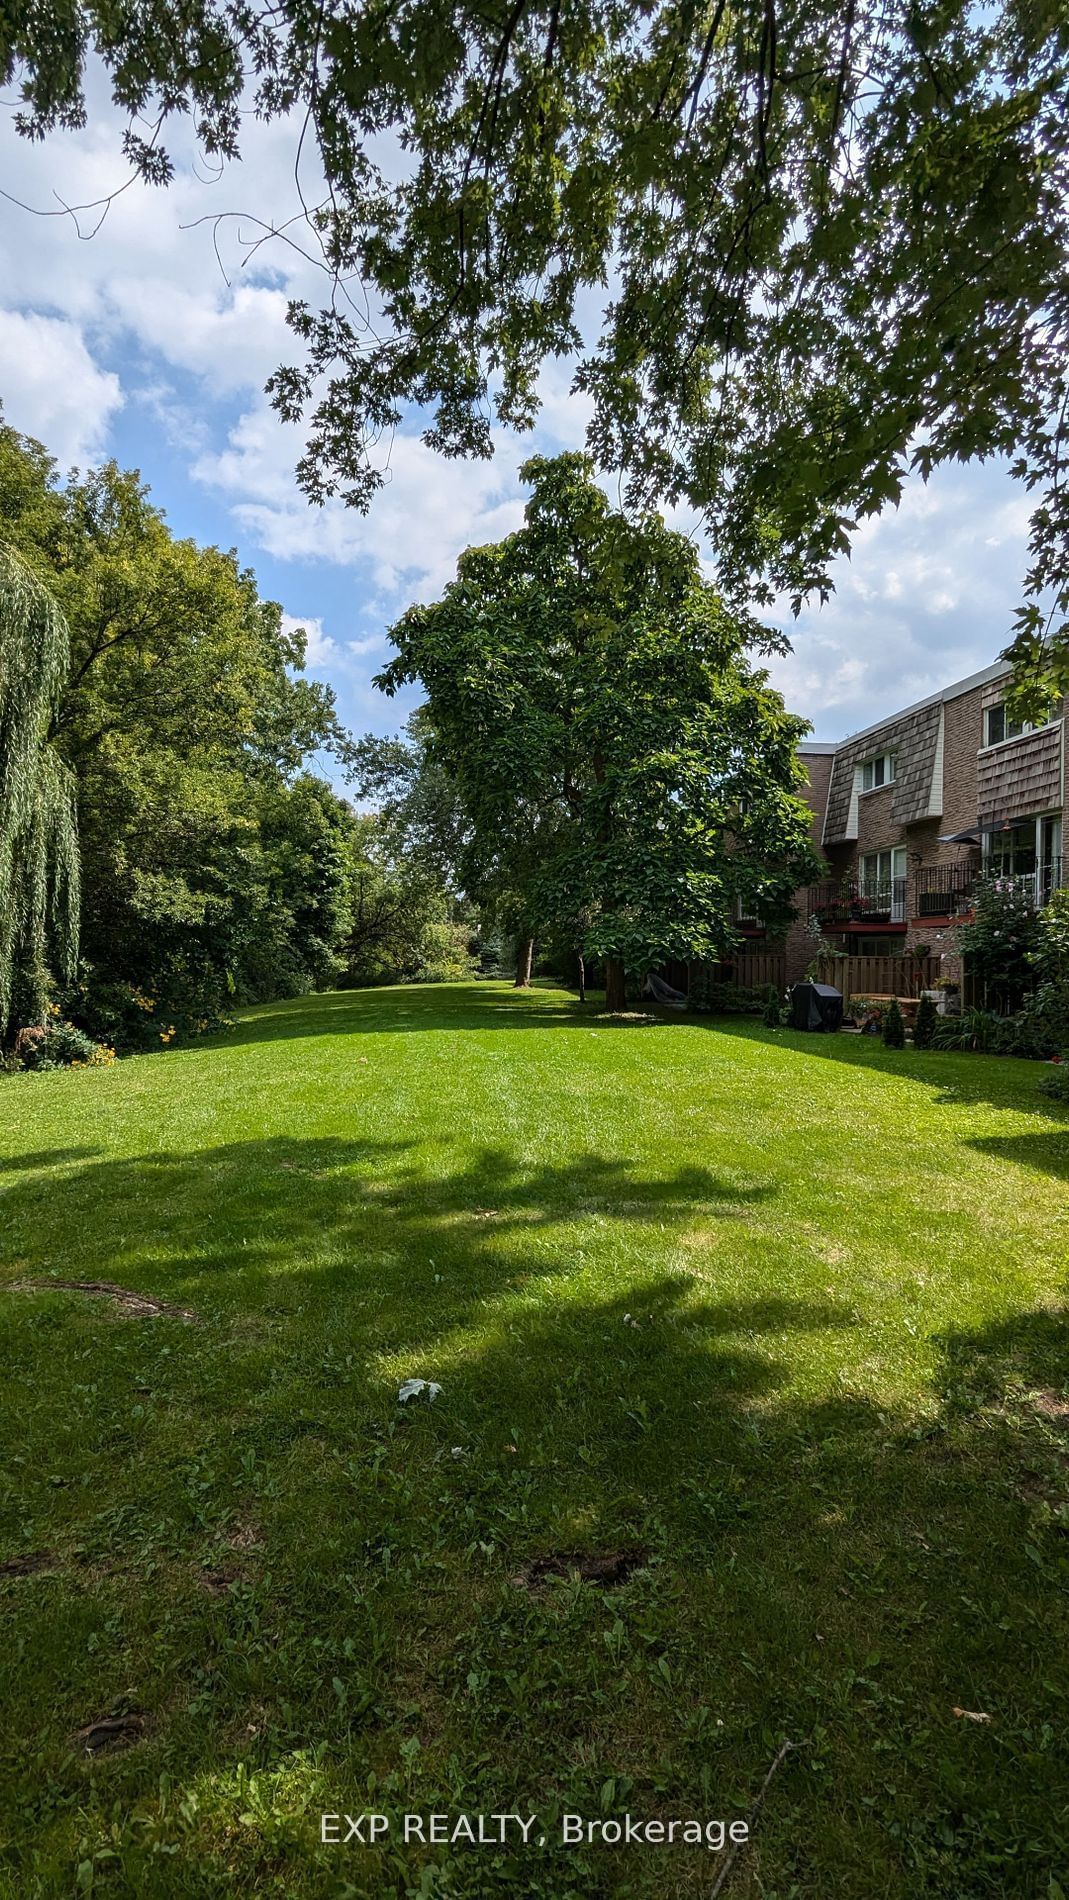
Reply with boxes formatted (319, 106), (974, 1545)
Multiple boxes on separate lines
(2, 981), (1069, 1898)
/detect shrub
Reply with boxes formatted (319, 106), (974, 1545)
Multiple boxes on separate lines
(15, 1018), (116, 1071)
(931, 1007), (1004, 1052)
(1033, 887), (1069, 989)
(956, 874), (1040, 1010)
(61, 975), (159, 1053)
(991, 985), (1069, 1058)
(882, 999), (905, 1048)
(692, 981), (767, 1015)
(1037, 1063), (1069, 1102)
(411, 921), (478, 984)
(762, 983), (782, 1028)
(847, 995), (887, 1032)
(913, 993), (938, 1049)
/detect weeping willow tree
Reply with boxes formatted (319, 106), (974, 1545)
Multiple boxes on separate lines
(0, 544), (79, 1035)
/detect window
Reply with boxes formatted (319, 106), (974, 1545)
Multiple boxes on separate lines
(983, 813), (1062, 901)
(859, 847), (907, 920)
(861, 847), (906, 889)
(984, 704), (1034, 747)
(860, 751), (896, 791)
(852, 937), (905, 958)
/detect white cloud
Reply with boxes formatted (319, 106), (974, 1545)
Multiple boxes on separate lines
(0, 308), (122, 463)
(764, 458), (1030, 739)
(196, 398), (528, 601)
(280, 610), (342, 671)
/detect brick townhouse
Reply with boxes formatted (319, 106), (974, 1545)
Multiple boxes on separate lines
(740, 659), (1066, 985)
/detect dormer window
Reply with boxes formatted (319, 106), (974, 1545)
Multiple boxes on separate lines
(860, 751), (896, 792)
(984, 705), (1034, 747)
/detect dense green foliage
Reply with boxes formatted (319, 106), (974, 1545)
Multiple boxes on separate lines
(956, 873), (1042, 1014)
(882, 997), (905, 1048)
(3, 1), (1067, 695)
(932, 1005), (1005, 1053)
(2, 982), (1069, 1896)
(341, 713), (480, 985)
(1032, 885), (1069, 991)
(380, 454), (821, 999)
(0, 420), (375, 1041)
(342, 811), (477, 986)
(1037, 1060), (1069, 1100)
(0, 543), (80, 1032)
(913, 991), (938, 1050)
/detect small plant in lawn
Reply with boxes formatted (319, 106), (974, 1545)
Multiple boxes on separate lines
(763, 984), (782, 1028)
(882, 999), (906, 1048)
(931, 1007), (1005, 1052)
(913, 993), (938, 1049)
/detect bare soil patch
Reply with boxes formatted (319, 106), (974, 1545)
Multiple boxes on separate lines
(19, 1279), (197, 1321)
(513, 1548), (648, 1590)
(75, 1713), (146, 1755)
(0, 1551), (55, 1578)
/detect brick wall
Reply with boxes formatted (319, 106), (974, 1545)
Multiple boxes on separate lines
(770, 678), (1069, 993)
(781, 748), (835, 982)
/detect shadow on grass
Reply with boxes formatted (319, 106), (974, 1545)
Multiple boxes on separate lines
(0, 1146), (101, 1173)
(217, 982), (674, 1048)
(965, 1131), (1069, 1180)
(699, 1012), (1069, 1132)
(2, 1131), (1069, 1895)
(0, 1136), (779, 1342)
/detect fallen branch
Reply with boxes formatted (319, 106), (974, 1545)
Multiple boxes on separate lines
(710, 1737), (805, 1898)
(16, 1278), (197, 1321)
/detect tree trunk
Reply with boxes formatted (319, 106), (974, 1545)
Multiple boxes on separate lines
(604, 956), (626, 1012)
(514, 936), (534, 988)
(577, 951), (586, 1004)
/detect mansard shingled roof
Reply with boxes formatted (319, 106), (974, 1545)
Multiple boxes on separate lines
(815, 659), (1011, 845)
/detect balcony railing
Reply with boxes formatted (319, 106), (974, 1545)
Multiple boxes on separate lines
(808, 878), (907, 925)
(916, 862), (978, 916)
(810, 860), (1063, 927)
(986, 864), (1064, 906)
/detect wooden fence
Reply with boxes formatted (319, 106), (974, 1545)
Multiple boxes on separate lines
(813, 954), (941, 998)
(706, 951), (787, 989)
(676, 951), (943, 1000)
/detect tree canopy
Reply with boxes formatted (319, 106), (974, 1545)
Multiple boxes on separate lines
(4, 0), (1067, 695)
(0, 420), (359, 1040)
(0, 418), (476, 1041)
(380, 452), (821, 1004)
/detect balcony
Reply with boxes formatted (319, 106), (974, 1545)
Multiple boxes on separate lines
(915, 861), (979, 917)
(808, 879), (907, 926)
(987, 864), (1064, 906)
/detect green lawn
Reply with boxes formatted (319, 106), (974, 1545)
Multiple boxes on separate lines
(2, 982), (1069, 1898)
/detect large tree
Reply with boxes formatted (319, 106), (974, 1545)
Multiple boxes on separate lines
(0, 545), (79, 1034)
(4, 1), (1066, 695)
(0, 420), (356, 1036)
(379, 453), (821, 1008)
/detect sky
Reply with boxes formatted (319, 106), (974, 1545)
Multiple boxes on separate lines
(0, 72), (1035, 781)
